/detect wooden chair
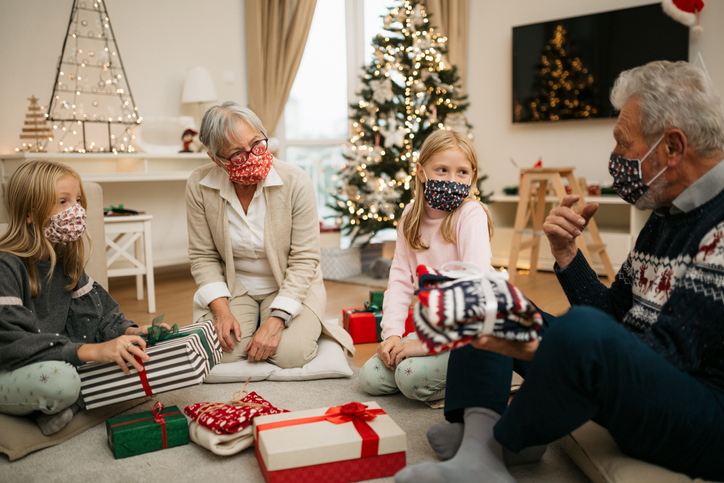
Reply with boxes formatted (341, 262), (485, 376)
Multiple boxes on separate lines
(507, 167), (615, 284)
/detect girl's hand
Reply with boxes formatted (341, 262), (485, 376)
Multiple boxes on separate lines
(125, 323), (172, 336)
(377, 336), (401, 370)
(390, 338), (427, 367)
(77, 335), (149, 375)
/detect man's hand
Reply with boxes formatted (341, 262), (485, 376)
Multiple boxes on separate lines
(390, 337), (427, 367)
(377, 336), (401, 370)
(543, 195), (598, 268)
(245, 317), (284, 361)
(471, 336), (540, 361)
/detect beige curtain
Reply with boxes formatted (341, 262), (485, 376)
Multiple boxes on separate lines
(246, 0), (317, 135)
(424, 0), (469, 92)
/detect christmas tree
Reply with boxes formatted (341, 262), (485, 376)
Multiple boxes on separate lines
(528, 24), (598, 122)
(45, 0), (141, 153)
(17, 96), (52, 153)
(330, 0), (483, 241)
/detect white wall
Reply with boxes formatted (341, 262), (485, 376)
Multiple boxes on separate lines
(466, 0), (724, 194)
(0, 0), (248, 154)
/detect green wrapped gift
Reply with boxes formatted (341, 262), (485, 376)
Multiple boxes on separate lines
(106, 402), (188, 459)
(369, 290), (385, 308)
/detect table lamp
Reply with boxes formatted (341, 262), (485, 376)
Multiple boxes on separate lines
(182, 66), (217, 129)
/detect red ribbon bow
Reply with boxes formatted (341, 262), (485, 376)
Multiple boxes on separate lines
(256, 402), (385, 458)
(151, 402), (169, 448)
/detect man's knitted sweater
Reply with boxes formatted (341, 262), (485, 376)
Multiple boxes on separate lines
(556, 188), (724, 392)
(0, 252), (136, 371)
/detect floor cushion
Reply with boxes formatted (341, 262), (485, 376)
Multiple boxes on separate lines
(562, 421), (714, 483)
(204, 337), (353, 383)
(0, 396), (148, 461)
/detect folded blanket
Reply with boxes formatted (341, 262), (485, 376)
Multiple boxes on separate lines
(188, 421), (254, 456)
(414, 262), (543, 354)
(184, 390), (288, 455)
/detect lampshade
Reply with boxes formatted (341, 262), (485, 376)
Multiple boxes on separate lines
(182, 66), (217, 104)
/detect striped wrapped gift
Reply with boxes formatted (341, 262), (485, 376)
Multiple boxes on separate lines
(178, 320), (222, 367)
(78, 320), (220, 409)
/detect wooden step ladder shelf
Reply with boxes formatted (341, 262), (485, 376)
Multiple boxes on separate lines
(507, 167), (616, 284)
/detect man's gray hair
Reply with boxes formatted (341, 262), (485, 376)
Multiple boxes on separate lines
(199, 101), (267, 158)
(610, 60), (724, 159)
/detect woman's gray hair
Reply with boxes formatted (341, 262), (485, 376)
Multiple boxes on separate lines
(610, 60), (724, 159)
(198, 101), (267, 159)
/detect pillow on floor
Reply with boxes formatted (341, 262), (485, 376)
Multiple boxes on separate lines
(0, 396), (148, 461)
(204, 337), (353, 383)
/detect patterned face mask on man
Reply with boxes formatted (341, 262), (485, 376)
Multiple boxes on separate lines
(608, 135), (665, 205)
(227, 150), (274, 185)
(422, 170), (470, 211)
(44, 204), (87, 243)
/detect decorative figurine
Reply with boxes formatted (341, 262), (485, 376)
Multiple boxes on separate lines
(180, 128), (198, 153)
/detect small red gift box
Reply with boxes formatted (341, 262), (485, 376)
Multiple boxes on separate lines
(342, 307), (414, 344)
(253, 401), (406, 483)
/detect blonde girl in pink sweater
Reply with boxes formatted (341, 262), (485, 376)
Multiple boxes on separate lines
(358, 129), (494, 402)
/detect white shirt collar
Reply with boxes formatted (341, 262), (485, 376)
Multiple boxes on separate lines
(200, 163), (283, 200)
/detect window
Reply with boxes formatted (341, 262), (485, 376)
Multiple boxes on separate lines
(278, 0), (396, 222)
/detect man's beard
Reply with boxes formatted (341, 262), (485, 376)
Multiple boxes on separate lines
(634, 153), (667, 211)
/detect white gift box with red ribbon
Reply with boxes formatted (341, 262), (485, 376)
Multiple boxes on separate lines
(253, 401), (406, 483)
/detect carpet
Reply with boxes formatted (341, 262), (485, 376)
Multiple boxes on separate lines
(1, 369), (589, 483)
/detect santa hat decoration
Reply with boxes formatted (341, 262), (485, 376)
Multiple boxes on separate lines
(662, 0), (705, 33)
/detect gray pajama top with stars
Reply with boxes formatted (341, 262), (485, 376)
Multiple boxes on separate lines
(0, 251), (136, 372)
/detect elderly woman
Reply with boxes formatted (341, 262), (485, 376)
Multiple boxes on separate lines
(186, 102), (353, 368)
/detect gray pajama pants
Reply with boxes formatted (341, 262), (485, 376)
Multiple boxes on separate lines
(0, 361), (81, 415)
(358, 333), (449, 402)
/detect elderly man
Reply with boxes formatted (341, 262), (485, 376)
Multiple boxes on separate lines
(396, 60), (724, 482)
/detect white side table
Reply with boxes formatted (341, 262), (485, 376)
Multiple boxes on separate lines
(104, 214), (156, 313)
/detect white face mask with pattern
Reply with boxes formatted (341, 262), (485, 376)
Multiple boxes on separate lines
(44, 204), (87, 243)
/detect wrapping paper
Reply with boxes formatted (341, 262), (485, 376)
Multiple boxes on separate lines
(343, 306), (414, 344)
(184, 391), (288, 435)
(106, 402), (188, 459)
(79, 320), (220, 409)
(253, 401), (406, 483)
(414, 263), (543, 353)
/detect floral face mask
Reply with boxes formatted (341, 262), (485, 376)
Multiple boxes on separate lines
(44, 204), (87, 243)
(422, 170), (471, 211)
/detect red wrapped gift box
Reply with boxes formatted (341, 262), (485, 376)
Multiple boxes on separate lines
(342, 307), (414, 344)
(253, 401), (406, 483)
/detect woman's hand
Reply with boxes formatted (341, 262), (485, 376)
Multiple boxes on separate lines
(209, 298), (241, 352)
(77, 335), (149, 375)
(471, 335), (540, 361)
(125, 323), (172, 336)
(377, 336), (401, 370)
(390, 337), (427, 367)
(245, 317), (284, 361)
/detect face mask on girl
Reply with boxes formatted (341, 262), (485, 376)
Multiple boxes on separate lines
(44, 204), (87, 243)
(227, 150), (274, 185)
(422, 170), (471, 211)
(608, 135), (666, 205)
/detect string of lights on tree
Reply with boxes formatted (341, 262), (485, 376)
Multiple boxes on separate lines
(42, 0), (141, 153)
(330, 0), (488, 240)
(522, 24), (598, 122)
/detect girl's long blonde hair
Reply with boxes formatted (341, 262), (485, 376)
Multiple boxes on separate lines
(0, 160), (91, 297)
(402, 130), (494, 250)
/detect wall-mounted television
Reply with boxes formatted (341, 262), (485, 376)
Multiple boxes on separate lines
(512, 3), (689, 123)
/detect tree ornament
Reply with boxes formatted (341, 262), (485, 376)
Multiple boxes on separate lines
(380, 117), (406, 148)
(369, 77), (394, 104)
(395, 169), (408, 182)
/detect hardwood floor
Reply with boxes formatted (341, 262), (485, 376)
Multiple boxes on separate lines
(108, 266), (581, 368)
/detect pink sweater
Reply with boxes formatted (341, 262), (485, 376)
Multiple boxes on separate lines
(380, 200), (494, 340)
